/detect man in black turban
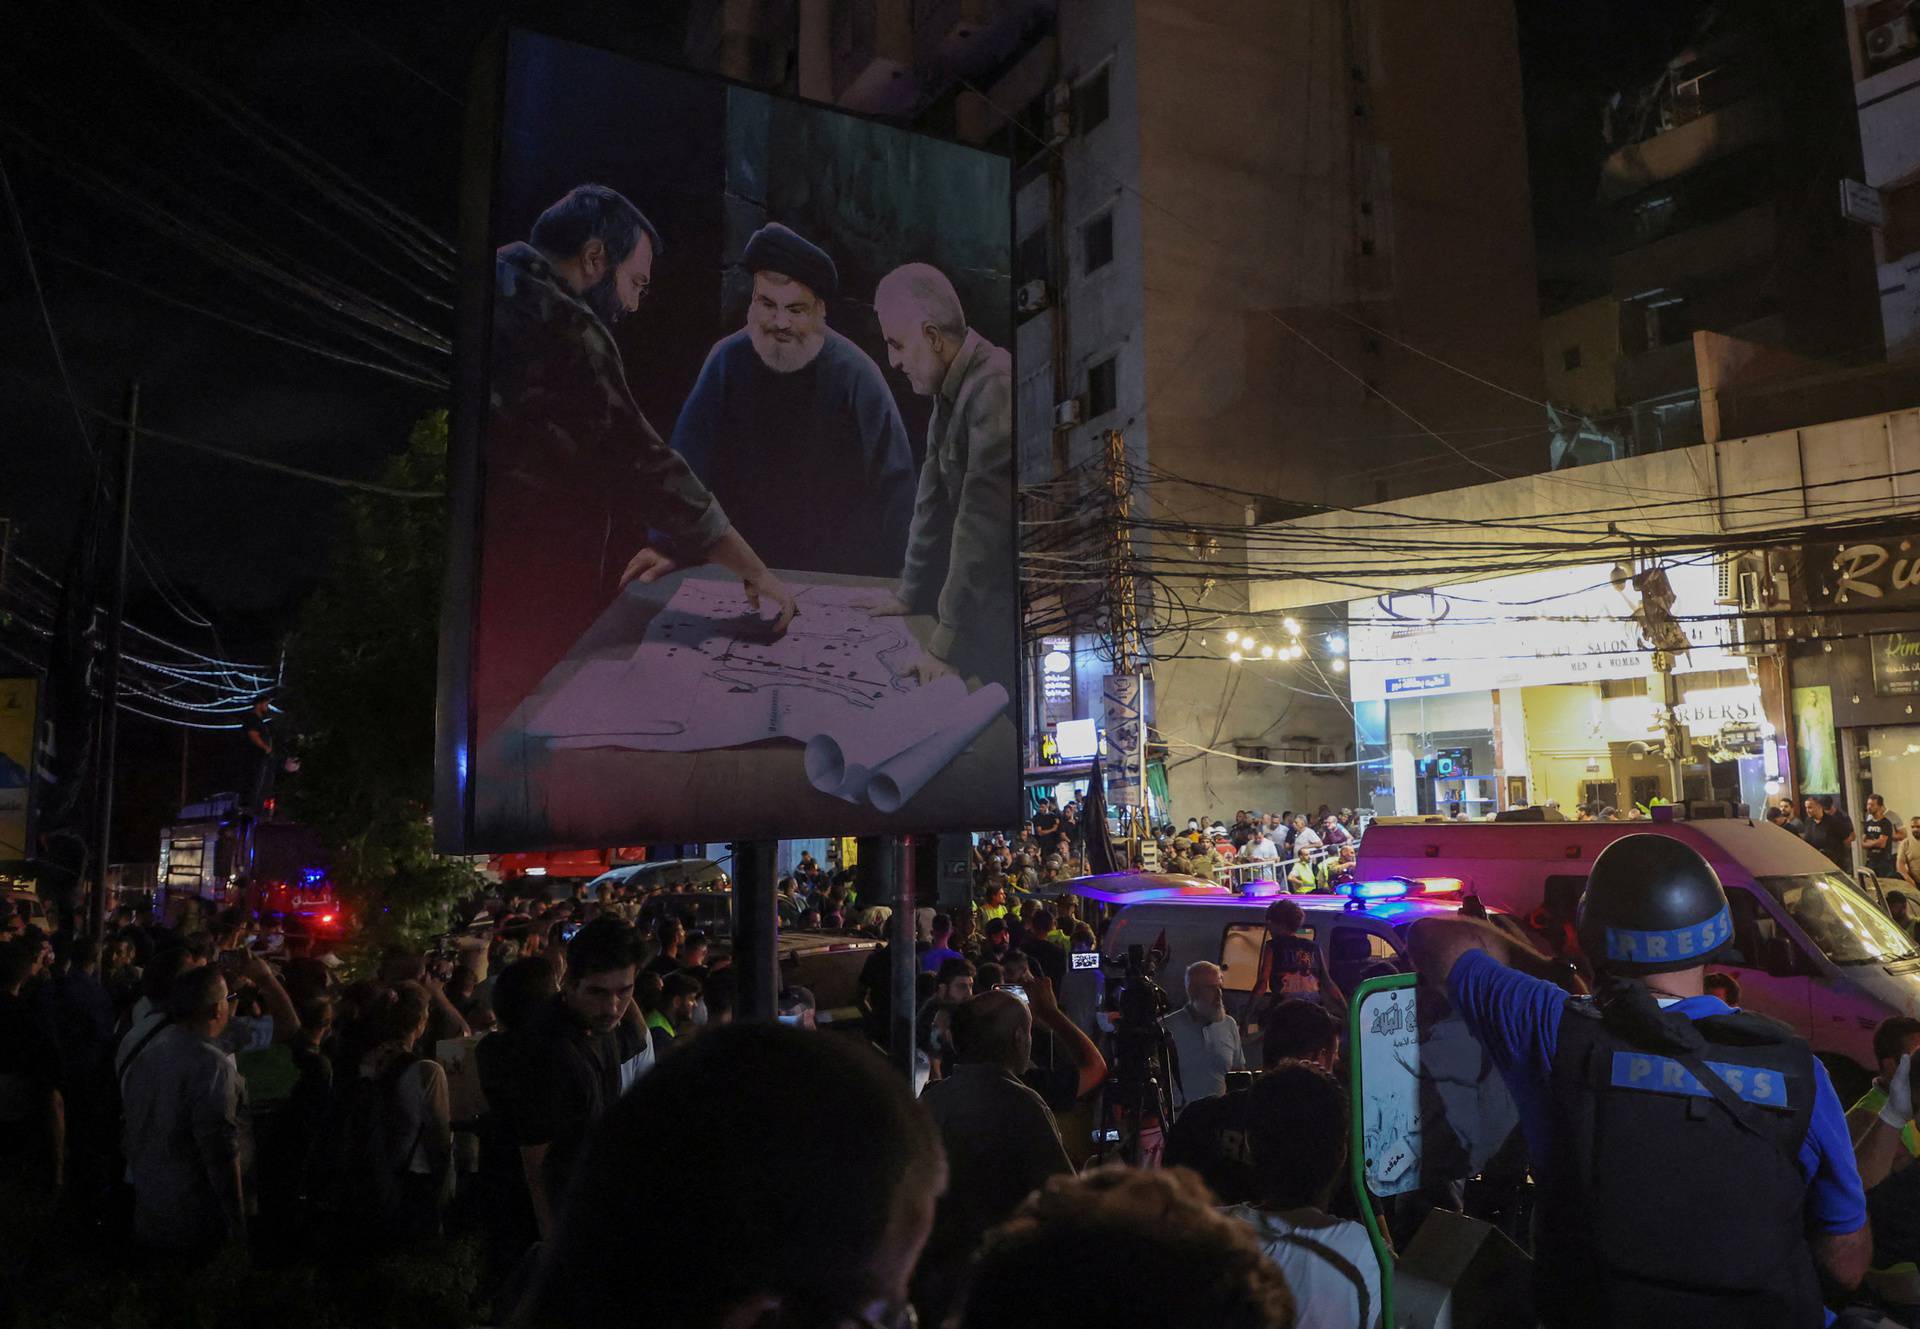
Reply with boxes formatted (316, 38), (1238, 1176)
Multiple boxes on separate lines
(667, 222), (915, 578)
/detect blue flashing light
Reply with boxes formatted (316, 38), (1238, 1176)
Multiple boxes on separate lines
(1345, 879), (1409, 903)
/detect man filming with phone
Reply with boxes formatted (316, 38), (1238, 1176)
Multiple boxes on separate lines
(995, 956), (1105, 1113)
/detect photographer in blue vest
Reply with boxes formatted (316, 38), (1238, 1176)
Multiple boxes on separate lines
(1408, 834), (1869, 1327)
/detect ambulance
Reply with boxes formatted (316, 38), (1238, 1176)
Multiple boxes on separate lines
(1357, 814), (1920, 1097)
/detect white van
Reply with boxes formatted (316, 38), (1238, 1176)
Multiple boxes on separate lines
(1358, 816), (1920, 1096)
(1080, 874), (1480, 1027)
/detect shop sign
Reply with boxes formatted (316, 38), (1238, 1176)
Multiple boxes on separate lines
(1673, 688), (1763, 730)
(1349, 560), (1741, 704)
(1102, 674), (1145, 805)
(1813, 540), (1920, 609)
(1871, 631), (1920, 696)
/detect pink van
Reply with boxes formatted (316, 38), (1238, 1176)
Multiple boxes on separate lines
(1358, 816), (1920, 1098)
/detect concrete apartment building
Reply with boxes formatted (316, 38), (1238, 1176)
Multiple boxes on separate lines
(1536, 2), (1911, 464)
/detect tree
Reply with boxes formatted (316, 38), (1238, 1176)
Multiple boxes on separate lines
(283, 410), (474, 946)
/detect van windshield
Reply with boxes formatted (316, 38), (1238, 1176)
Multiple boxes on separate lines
(1756, 873), (1918, 965)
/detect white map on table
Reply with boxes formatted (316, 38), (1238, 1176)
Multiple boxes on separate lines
(525, 578), (1008, 810)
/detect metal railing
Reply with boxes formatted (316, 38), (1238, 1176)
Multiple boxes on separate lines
(1211, 845), (1343, 892)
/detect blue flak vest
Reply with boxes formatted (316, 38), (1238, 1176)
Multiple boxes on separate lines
(1540, 985), (1822, 1329)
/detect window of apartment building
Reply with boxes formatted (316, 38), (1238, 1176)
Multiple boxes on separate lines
(1234, 743), (1269, 776)
(1562, 345), (1582, 371)
(1086, 355), (1117, 418)
(1644, 296), (1689, 348)
(1083, 212), (1114, 273)
(1016, 227), (1051, 288)
(1003, 89), (1052, 168)
(1074, 65), (1110, 135)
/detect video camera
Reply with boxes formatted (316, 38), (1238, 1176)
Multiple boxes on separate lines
(1094, 944), (1178, 1163)
(1108, 943), (1171, 1054)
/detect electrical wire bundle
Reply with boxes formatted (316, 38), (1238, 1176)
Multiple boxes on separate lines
(0, 555), (276, 731)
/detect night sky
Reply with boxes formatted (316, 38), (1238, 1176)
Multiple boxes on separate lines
(0, 0), (697, 612)
(0, 0), (691, 853)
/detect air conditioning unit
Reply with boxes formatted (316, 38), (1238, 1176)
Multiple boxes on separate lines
(1016, 279), (1051, 313)
(1718, 552), (1790, 613)
(1047, 80), (1072, 144)
(1866, 14), (1919, 67)
(1054, 397), (1084, 428)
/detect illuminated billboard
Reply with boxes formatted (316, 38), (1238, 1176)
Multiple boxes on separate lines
(437, 31), (1019, 849)
(1348, 560), (1744, 705)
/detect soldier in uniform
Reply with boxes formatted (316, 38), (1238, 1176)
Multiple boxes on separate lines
(861, 263), (1015, 691)
(477, 184), (794, 741)
(1407, 836), (1869, 1328)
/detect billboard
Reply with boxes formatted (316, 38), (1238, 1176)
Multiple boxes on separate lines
(0, 678), (36, 861)
(438, 31), (1019, 849)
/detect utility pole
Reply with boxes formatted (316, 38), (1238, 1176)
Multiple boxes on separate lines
(1652, 649), (1688, 804)
(90, 381), (137, 936)
(1632, 563), (1691, 808)
(1104, 427), (1148, 833)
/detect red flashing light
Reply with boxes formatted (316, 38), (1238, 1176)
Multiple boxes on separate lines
(320, 913), (336, 925)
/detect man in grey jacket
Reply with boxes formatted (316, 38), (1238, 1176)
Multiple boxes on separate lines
(864, 263), (1015, 690)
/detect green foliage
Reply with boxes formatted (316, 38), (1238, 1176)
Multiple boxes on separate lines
(283, 411), (476, 952)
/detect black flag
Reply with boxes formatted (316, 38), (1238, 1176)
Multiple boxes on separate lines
(1084, 757), (1118, 876)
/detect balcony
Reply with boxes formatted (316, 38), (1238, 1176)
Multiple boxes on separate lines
(1612, 203), (1776, 301)
(1599, 99), (1776, 203)
(1616, 337), (1701, 407)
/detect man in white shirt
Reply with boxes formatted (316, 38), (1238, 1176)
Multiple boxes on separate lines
(1224, 1060), (1382, 1328)
(1239, 833), (1280, 883)
(1290, 815), (1323, 858)
(1160, 961), (1246, 1112)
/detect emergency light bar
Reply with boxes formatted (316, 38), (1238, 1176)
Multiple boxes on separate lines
(1344, 879), (1410, 902)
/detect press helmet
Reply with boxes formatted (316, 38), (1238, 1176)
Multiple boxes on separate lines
(1576, 834), (1733, 975)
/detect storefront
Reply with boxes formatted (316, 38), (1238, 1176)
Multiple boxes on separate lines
(1786, 535), (1920, 860)
(1349, 559), (1777, 818)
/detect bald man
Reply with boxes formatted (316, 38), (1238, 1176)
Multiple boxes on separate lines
(862, 264), (1015, 689)
(916, 989), (1072, 1319)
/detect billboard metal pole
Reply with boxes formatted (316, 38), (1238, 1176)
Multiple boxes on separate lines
(91, 381), (137, 937)
(888, 834), (917, 1080)
(732, 839), (780, 1021)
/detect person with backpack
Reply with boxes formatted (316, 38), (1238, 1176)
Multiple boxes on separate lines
(318, 981), (452, 1247)
(1407, 835), (1870, 1328)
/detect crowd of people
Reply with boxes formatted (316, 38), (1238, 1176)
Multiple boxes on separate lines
(0, 814), (1389, 1329)
(26, 791), (1920, 1327)
(1155, 806), (1363, 889)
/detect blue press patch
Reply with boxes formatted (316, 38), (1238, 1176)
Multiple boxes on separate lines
(1609, 1051), (1792, 1109)
(1603, 907), (1731, 964)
